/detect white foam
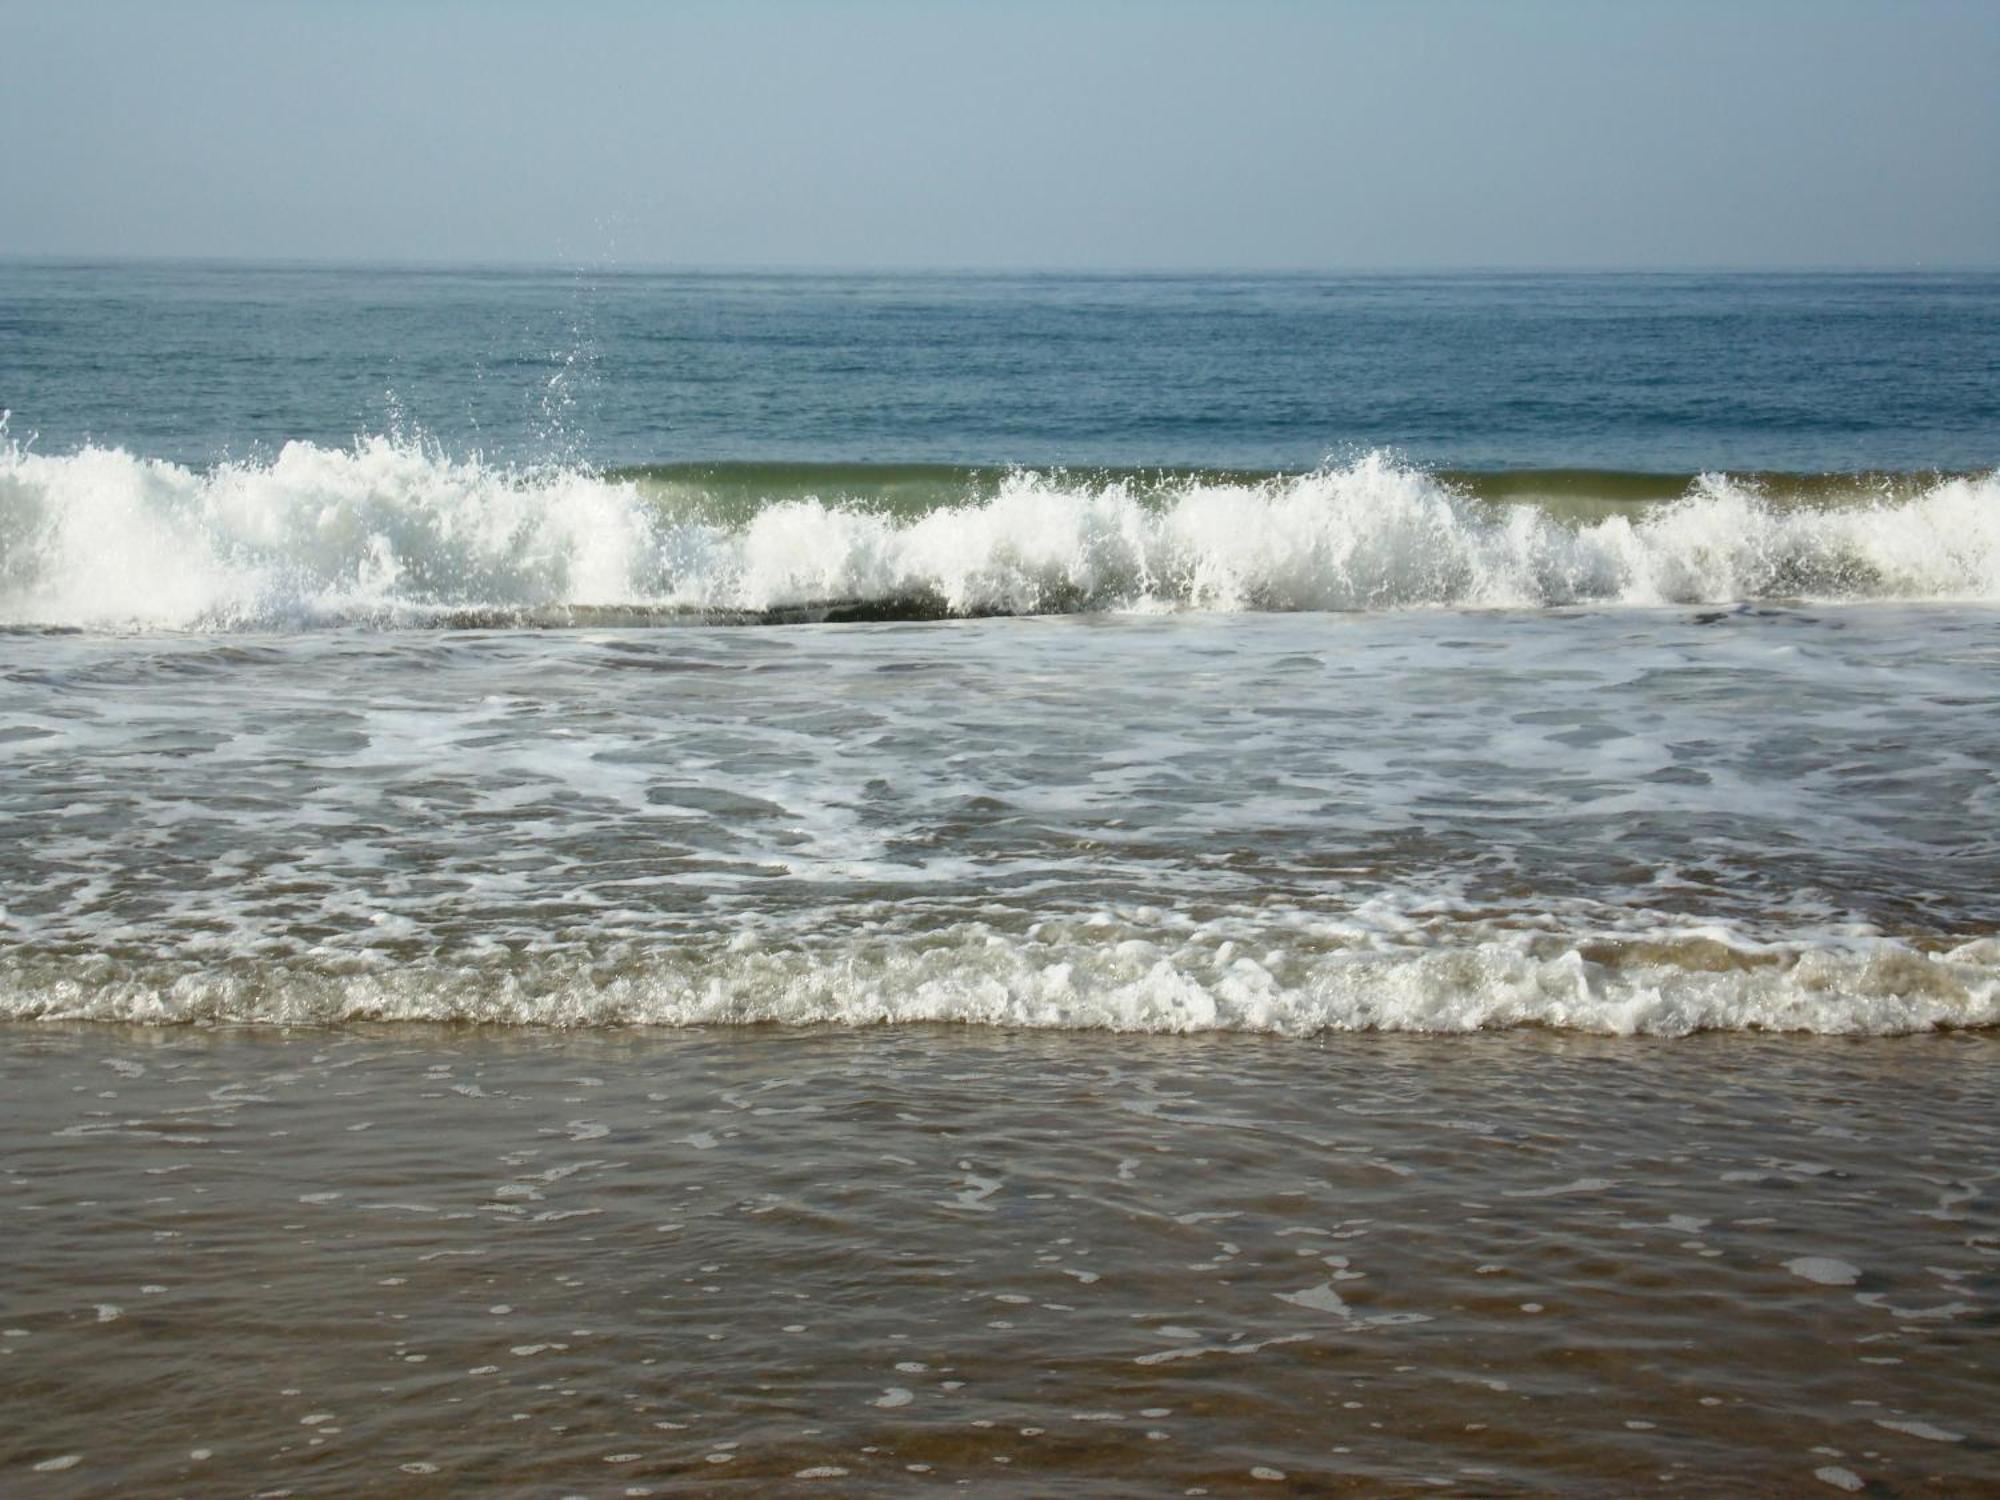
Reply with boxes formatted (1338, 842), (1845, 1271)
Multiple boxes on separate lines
(1874, 1419), (1964, 1443)
(1783, 1256), (1862, 1286)
(1276, 1283), (1351, 1315)
(4, 440), (1996, 628)
(1, 923), (1992, 1036)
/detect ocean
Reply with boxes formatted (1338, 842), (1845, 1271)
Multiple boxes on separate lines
(1, 263), (1996, 1494)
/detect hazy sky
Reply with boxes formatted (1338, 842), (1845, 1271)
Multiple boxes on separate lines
(3, 0), (1995, 270)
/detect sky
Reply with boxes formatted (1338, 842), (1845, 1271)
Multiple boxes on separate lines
(2, 0), (1995, 271)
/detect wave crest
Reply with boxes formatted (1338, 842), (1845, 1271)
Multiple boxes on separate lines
(2, 441), (1996, 628)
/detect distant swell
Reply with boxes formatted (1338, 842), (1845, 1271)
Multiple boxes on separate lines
(3, 440), (1997, 629)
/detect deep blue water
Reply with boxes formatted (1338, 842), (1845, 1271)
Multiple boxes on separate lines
(2, 261), (1994, 473)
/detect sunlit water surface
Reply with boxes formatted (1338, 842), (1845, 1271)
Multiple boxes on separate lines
(2, 1024), (1994, 1496)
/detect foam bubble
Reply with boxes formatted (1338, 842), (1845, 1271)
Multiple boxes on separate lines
(1783, 1257), (1862, 1286)
(1874, 1419), (1964, 1443)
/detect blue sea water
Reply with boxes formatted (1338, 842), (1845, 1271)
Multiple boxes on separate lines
(4, 261), (1996, 473)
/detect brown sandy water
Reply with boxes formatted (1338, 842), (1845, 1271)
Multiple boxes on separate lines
(1, 1024), (1994, 1497)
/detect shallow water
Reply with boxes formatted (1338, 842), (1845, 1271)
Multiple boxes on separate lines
(2, 1024), (1993, 1496)
(3, 607), (1996, 1036)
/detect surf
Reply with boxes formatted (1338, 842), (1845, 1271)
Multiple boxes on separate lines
(2, 437), (1996, 630)
(3, 921), (1994, 1036)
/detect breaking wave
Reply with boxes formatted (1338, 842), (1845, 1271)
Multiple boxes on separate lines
(3, 925), (1996, 1038)
(2, 439), (1997, 629)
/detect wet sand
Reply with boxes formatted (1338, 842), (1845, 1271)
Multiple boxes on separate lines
(1, 1024), (1993, 1495)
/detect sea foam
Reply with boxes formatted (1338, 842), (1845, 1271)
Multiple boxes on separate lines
(2, 441), (1997, 629)
(2, 925), (1994, 1037)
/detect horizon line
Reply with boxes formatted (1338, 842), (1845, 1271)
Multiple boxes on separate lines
(3, 251), (1996, 278)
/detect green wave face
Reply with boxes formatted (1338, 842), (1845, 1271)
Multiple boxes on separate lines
(614, 462), (1981, 527)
